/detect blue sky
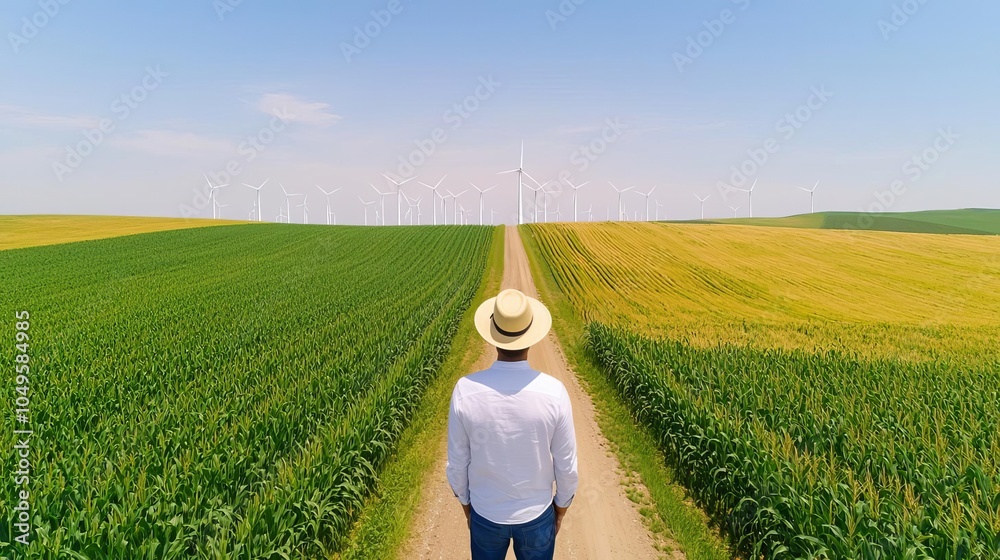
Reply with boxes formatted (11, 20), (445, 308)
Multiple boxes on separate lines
(2, 1), (998, 224)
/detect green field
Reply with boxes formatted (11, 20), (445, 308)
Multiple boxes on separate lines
(0, 224), (496, 558)
(525, 222), (1000, 558)
(697, 208), (1000, 235)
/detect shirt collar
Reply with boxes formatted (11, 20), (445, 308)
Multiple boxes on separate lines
(490, 359), (532, 370)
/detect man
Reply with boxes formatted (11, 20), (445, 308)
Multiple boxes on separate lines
(446, 288), (579, 560)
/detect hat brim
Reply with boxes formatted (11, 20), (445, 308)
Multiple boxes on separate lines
(474, 294), (552, 350)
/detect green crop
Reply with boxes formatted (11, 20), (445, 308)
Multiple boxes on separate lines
(587, 323), (1000, 559)
(1, 223), (495, 559)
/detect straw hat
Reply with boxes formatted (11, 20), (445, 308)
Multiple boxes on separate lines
(474, 289), (552, 350)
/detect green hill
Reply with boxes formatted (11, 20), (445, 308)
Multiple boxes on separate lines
(697, 208), (1000, 235)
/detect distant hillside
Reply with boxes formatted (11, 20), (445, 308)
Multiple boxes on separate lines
(699, 208), (1000, 235)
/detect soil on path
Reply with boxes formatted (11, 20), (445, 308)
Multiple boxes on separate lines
(401, 227), (669, 560)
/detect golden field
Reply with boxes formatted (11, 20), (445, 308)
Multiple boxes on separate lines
(0, 215), (246, 251)
(525, 222), (1000, 364)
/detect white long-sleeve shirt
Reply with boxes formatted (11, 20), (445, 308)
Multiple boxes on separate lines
(446, 359), (578, 524)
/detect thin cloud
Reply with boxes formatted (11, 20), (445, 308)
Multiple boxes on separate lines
(255, 93), (341, 126)
(111, 130), (233, 157)
(0, 104), (101, 129)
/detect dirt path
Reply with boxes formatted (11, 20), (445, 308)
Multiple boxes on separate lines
(401, 227), (664, 560)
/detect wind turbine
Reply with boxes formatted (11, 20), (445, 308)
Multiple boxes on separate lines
(370, 183), (391, 226)
(565, 179), (590, 222)
(730, 205), (741, 218)
(609, 182), (634, 221)
(523, 182), (541, 223)
(525, 176), (552, 223)
(733, 179), (757, 218)
(447, 189), (468, 225)
(440, 191), (454, 225)
(541, 183), (557, 223)
(243, 179), (268, 222)
(498, 141), (542, 225)
(401, 191), (422, 225)
(316, 185), (341, 225)
(215, 200), (229, 219)
(359, 197), (376, 226)
(637, 186), (656, 221)
(205, 175), (228, 219)
(694, 193), (711, 220)
(491, 208), (499, 225)
(655, 201), (664, 221)
(797, 180), (820, 214)
(581, 204), (593, 222)
(382, 174), (417, 226)
(280, 184), (301, 223)
(470, 183), (498, 226)
(418, 175), (447, 226)
(298, 195), (309, 224)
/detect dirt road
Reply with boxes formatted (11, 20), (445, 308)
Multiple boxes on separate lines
(401, 227), (664, 560)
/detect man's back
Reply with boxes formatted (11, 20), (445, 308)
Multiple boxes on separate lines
(447, 360), (578, 525)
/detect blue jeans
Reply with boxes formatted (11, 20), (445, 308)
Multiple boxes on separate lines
(470, 501), (556, 560)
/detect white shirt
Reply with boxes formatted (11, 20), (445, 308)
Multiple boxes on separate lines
(446, 359), (578, 524)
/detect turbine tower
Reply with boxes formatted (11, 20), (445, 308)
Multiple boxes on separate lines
(566, 179), (590, 222)
(637, 186), (656, 221)
(205, 175), (229, 220)
(525, 176), (552, 223)
(447, 189), (468, 225)
(418, 175), (447, 226)
(298, 195), (309, 224)
(215, 200), (228, 219)
(498, 141), (541, 225)
(280, 184), (301, 224)
(243, 178), (268, 222)
(359, 197), (376, 226)
(381, 174), (417, 226)
(797, 180), (820, 214)
(734, 179), (757, 218)
(695, 193), (711, 220)
(316, 185), (341, 225)
(370, 183), (391, 226)
(470, 182), (498, 226)
(609, 182), (634, 221)
(730, 205), (741, 218)
(541, 183), (555, 223)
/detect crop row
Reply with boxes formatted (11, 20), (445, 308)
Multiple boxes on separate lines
(587, 322), (1000, 559)
(1, 224), (496, 558)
